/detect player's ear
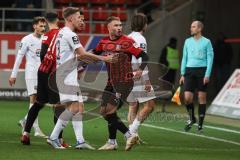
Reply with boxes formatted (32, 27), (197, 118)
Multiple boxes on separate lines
(107, 23), (111, 32)
(33, 24), (37, 30)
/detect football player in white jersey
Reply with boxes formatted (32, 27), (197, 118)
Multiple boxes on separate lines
(127, 13), (156, 141)
(47, 7), (116, 149)
(9, 17), (47, 138)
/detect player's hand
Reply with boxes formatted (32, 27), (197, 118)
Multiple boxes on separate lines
(144, 80), (152, 92)
(9, 77), (16, 86)
(133, 69), (143, 80)
(179, 76), (184, 85)
(102, 54), (118, 63)
(203, 77), (209, 85)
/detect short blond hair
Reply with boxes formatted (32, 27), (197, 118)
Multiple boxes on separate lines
(106, 16), (120, 25)
(63, 7), (80, 19)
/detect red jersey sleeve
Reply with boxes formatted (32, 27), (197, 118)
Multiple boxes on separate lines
(93, 40), (103, 55)
(124, 37), (143, 58)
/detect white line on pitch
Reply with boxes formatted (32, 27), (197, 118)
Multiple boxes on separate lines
(195, 124), (240, 134)
(142, 123), (240, 146)
(146, 145), (240, 152)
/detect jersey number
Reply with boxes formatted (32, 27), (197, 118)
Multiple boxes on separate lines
(56, 40), (61, 60)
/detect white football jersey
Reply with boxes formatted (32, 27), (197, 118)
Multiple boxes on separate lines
(128, 31), (147, 70)
(11, 33), (42, 79)
(128, 31), (149, 81)
(55, 27), (82, 66)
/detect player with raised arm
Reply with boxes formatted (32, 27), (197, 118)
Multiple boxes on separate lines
(47, 7), (116, 149)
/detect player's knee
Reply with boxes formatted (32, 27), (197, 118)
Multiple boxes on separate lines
(68, 102), (80, 114)
(184, 97), (193, 104)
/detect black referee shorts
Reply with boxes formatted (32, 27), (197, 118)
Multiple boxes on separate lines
(36, 71), (60, 104)
(101, 81), (133, 109)
(184, 67), (208, 92)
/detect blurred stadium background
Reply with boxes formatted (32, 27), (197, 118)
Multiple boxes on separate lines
(0, 0), (240, 160)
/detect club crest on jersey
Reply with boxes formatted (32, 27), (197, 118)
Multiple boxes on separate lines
(19, 43), (22, 49)
(116, 44), (121, 51)
(140, 43), (146, 50)
(72, 36), (79, 44)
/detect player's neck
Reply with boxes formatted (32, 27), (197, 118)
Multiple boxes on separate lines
(65, 23), (74, 31)
(193, 33), (202, 40)
(109, 35), (121, 40)
(48, 23), (59, 30)
(33, 32), (41, 39)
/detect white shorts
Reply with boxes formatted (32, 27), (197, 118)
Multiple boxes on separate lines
(25, 79), (37, 96)
(59, 92), (83, 104)
(127, 80), (156, 103)
(56, 67), (83, 103)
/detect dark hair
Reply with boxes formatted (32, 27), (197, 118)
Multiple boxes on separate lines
(63, 7), (81, 19)
(45, 12), (58, 23)
(106, 16), (120, 25)
(169, 37), (177, 44)
(32, 16), (46, 25)
(131, 13), (148, 32)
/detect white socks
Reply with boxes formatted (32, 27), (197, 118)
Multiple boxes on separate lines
(50, 109), (85, 143)
(50, 109), (73, 140)
(72, 113), (85, 143)
(129, 118), (141, 134)
(108, 139), (117, 145)
(124, 131), (132, 139)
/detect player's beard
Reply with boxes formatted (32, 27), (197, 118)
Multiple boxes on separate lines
(116, 30), (122, 37)
(191, 30), (199, 36)
(191, 32), (196, 36)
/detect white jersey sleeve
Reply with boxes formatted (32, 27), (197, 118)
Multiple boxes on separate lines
(10, 37), (28, 78)
(67, 32), (82, 51)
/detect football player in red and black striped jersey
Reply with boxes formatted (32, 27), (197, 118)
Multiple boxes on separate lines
(93, 16), (149, 151)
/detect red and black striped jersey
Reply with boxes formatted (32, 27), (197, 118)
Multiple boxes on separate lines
(38, 29), (59, 73)
(94, 35), (143, 84)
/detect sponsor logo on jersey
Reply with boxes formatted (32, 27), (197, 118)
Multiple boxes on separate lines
(72, 36), (79, 45)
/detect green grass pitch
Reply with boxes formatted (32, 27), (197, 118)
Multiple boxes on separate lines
(0, 100), (240, 160)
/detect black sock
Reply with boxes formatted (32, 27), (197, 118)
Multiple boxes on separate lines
(116, 116), (129, 134)
(198, 104), (206, 127)
(24, 102), (44, 133)
(186, 103), (195, 121)
(105, 113), (129, 137)
(54, 107), (65, 139)
(104, 113), (118, 139)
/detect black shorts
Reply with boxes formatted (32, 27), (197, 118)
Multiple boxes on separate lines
(184, 67), (208, 92)
(36, 71), (60, 104)
(101, 82), (133, 109)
